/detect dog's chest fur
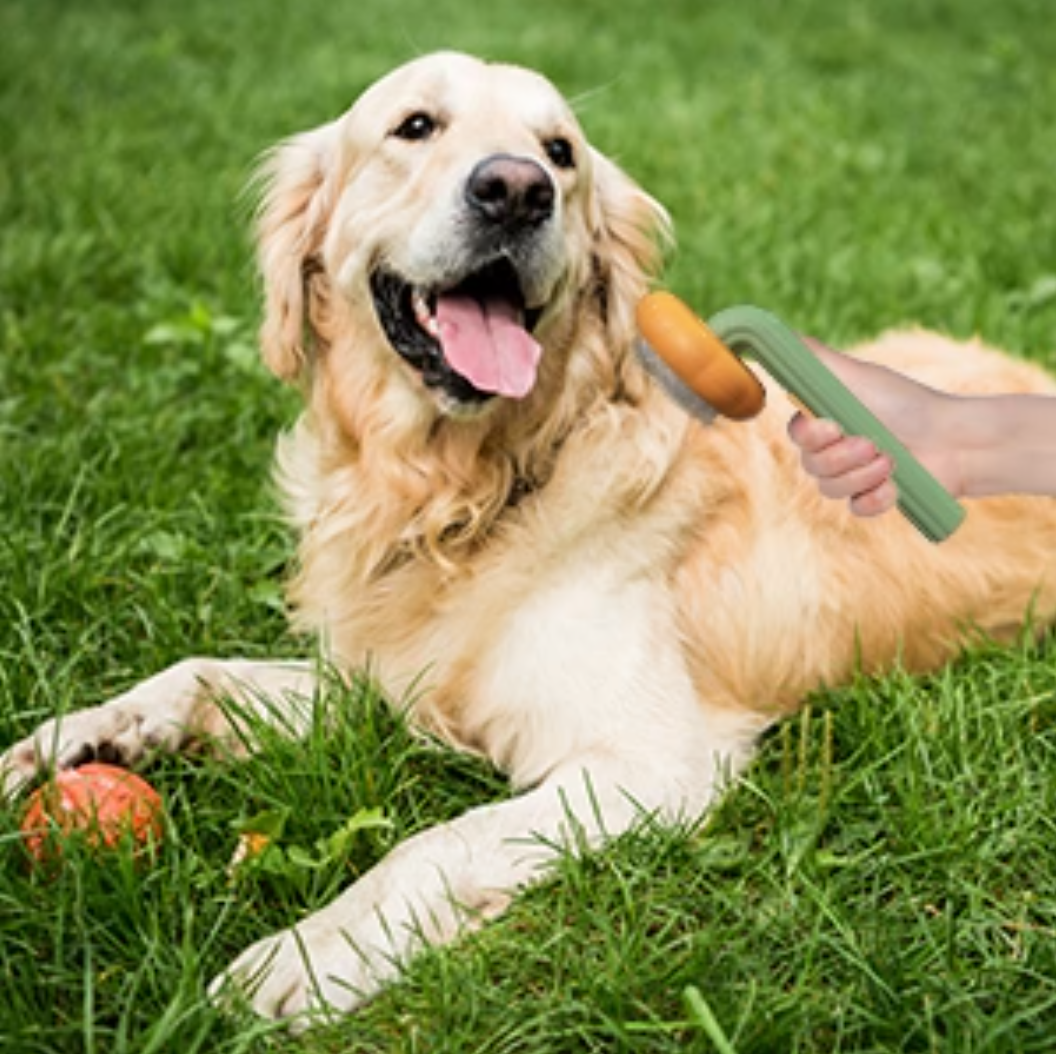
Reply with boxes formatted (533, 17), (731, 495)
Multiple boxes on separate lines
(278, 396), (719, 781)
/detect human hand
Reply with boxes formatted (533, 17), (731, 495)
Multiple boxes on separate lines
(787, 339), (966, 517)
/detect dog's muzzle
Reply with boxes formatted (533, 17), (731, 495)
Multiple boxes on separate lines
(371, 155), (557, 410)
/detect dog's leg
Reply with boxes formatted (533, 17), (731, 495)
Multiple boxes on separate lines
(0, 658), (316, 798)
(208, 732), (749, 1026)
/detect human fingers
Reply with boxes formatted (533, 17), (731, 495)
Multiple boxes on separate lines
(849, 477), (900, 518)
(787, 411), (843, 454)
(802, 430), (887, 483)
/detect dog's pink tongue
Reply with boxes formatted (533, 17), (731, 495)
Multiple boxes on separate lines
(436, 294), (542, 398)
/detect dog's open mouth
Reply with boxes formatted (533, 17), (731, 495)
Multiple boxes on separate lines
(371, 258), (543, 404)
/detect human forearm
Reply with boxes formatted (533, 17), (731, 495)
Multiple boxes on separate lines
(947, 394), (1056, 499)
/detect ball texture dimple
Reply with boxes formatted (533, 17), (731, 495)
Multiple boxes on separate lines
(20, 762), (164, 863)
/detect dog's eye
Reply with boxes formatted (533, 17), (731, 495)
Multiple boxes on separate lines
(544, 137), (575, 170)
(392, 112), (438, 141)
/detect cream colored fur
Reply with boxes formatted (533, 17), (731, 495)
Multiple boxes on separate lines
(3, 51), (1055, 1025)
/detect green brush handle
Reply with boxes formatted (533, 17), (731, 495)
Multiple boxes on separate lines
(708, 305), (966, 543)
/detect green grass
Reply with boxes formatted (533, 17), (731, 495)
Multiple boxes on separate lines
(2, 0), (1056, 1050)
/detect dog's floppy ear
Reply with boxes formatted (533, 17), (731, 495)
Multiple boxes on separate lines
(588, 148), (673, 343)
(254, 121), (340, 380)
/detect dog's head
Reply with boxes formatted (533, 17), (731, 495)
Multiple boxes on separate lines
(256, 51), (669, 425)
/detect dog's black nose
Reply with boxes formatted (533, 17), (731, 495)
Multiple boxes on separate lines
(465, 155), (554, 229)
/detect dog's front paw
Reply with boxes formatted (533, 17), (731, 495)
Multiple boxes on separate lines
(0, 705), (137, 799)
(0, 660), (222, 799)
(209, 920), (382, 1026)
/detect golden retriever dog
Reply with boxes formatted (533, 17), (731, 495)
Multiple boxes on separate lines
(4, 51), (1056, 1024)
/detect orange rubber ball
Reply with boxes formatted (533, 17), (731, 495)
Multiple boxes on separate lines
(21, 762), (164, 863)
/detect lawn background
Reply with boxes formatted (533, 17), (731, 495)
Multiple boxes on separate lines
(2, 0), (1056, 1051)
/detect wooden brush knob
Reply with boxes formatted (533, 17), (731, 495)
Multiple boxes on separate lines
(636, 292), (766, 420)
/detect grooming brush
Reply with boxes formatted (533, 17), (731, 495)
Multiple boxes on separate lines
(635, 291), (966, 543)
